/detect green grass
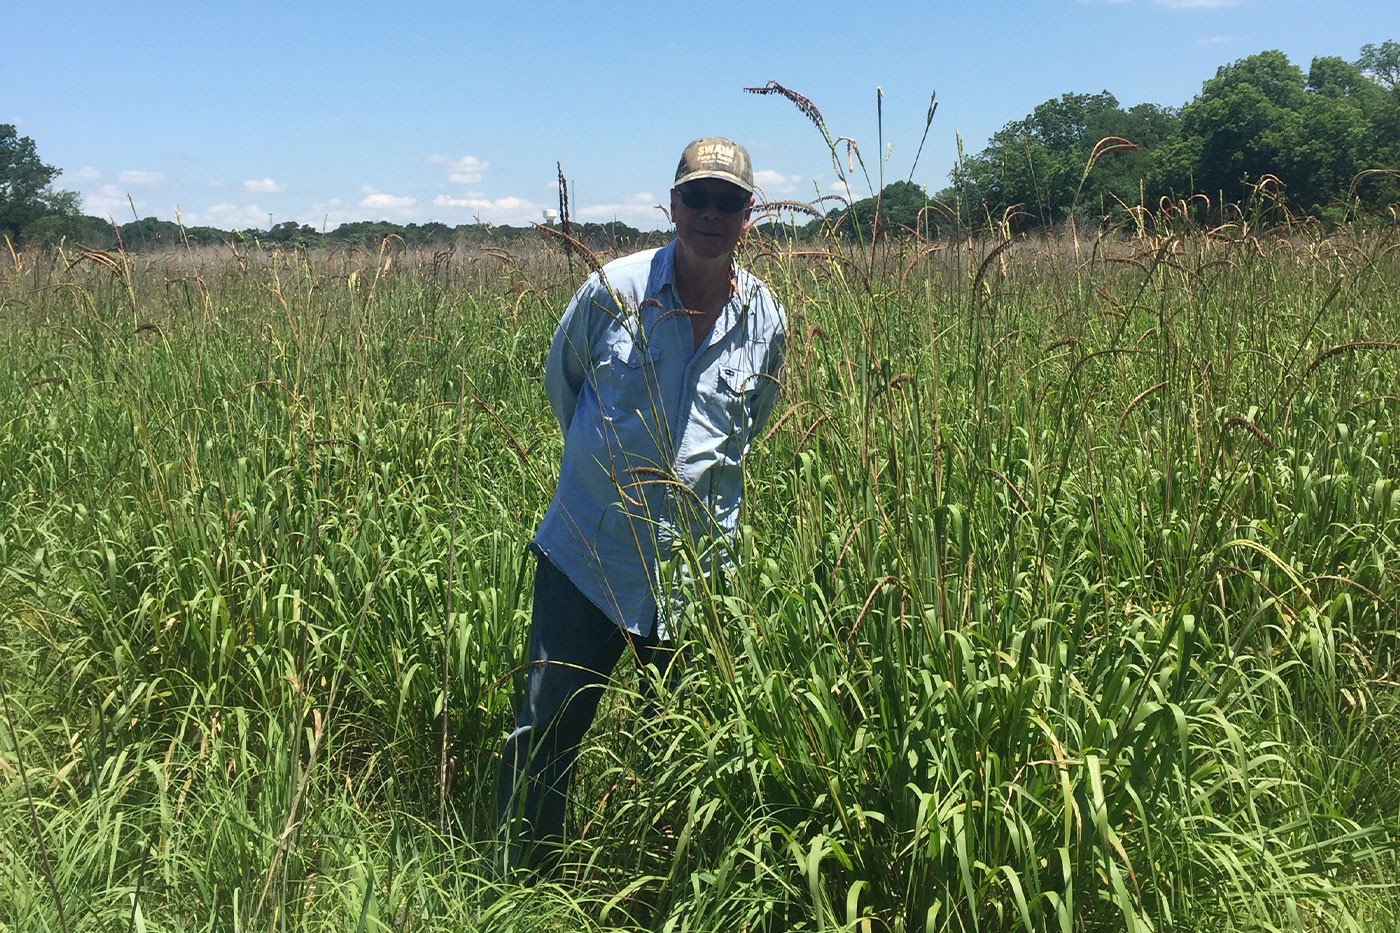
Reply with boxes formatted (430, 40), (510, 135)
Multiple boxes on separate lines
(2, 227), (1398, 932)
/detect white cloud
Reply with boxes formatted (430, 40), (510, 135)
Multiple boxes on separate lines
(82, 184), (142, 220)
(361, 193), (417, 210)
(574, 191), (665, 228)
(192, 203), (269, 229)
(752, 170), (805, 198)
(117, 170), (165, 185)
(428, 154), (489, 184)
(434, 193), (524, 210)
(68, 166), (101, 183)
(1197, 34), (1232, 44)
(243, 177), (283, 193)
(827, 177), (859, 196)
(433, 192), (547, 225)
(300, 198), (350, 230)
(359, 188), (419, 217)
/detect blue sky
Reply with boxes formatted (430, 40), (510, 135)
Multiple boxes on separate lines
(6, 0), (1394, 232)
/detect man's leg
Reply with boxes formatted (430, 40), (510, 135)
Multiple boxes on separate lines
(632, 633), (691, 734)
(497, 554), (628, 874)
(632, 636), (688, 720)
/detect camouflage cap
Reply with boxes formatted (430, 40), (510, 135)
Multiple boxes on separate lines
(674, 137), (754, 193)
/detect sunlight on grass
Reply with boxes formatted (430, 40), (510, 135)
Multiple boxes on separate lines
(2, 217), (1398, 931)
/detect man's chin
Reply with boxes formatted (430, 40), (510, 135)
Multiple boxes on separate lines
(682, 235), (732, 259)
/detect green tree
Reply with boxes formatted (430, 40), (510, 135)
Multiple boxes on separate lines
(954, 92), (1182, 230)
(19, 190), (89, 246)
(825, 180), (934, 238)
(1179, 50), (1307, 204)
(965, 92), (1127, 225)
(1357, 40), (1400, 90)
(118, 216), (187, 250)
(1287, 56), (1392, 213)
(1, 124), (75, 241)
(267, 220), (320, 246)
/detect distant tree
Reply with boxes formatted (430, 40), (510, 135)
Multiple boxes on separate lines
(957, 91), (1124, 226)
(1179, 50), (1307, 204)
(1169, 48), (1399, 217)
(568, 220), (645, 249)
(325, 220), (401, 247)
(266, 220), (319, 246)
(1286, 57), (1392, 213)
(954, 92), (1182, 230)
(1332, 49), (1400, 211)
(118, 216), (188, 250)
(826, 180), (931, 238)
(1356, 40), (1400, 90)
(415, 221), (451, 244)
(19, 190), (89, 246)
(1, 124), (80, 242)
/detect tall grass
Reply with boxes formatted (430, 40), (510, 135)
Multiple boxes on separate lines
(2, 224), (1398, 931)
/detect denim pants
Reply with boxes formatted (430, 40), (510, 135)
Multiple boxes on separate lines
(496, 553), (680, 872)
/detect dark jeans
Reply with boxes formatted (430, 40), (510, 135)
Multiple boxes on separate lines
(496, 554), (681, 874)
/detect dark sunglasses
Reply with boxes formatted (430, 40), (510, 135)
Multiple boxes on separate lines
(675, 186), (751, 214)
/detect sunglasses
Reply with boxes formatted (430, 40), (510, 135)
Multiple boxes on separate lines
(675, 186), (751, 215)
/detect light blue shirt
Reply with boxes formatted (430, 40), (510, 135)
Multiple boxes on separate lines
(532, 240), (786, 639)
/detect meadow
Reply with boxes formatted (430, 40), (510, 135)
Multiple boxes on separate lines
(2, 215), (1398, 932)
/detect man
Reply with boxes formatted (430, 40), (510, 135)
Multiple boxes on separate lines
(497, 137), (785, 872)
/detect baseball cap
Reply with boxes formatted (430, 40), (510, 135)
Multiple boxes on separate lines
(674, 137), (754, 193)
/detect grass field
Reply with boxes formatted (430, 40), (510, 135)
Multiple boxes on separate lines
(2, 221), (1399, 931)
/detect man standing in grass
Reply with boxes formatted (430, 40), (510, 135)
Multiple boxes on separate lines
(497, 137), (785, 873)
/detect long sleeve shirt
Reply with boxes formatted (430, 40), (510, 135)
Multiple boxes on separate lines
(531, 240), (786, 640)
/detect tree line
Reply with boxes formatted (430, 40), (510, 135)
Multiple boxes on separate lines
(810, 42), (1399, 239)
(65, 215), (655, 252)
(3, 42), (1397, 251)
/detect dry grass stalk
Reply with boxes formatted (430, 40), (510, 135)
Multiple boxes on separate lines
(534, 222), (607, 281)
(473, 391), (533, 466)
(67, 248), (123, 275)
(989, 329), (1026, 356)
(1116, 381), (1167, 435)
(557, 162), (571, 232)
(812, 194), (851, 210)
(972, 238), (1016, 303)
(1089, 136), (1139, 166)
(1223, 417), (1276, 449)
(1104, 256), (1149, 273)
(985, 468), (1032, 514)
(899, 245), (946, 286)
(752, 200), (824, 220)
(834, 136), (862, 175)
(849, 576), (901, 641)
(1301, 341), (1400, 378)
(1348, 394), (1400, 411)
(743, 81), (828, 135)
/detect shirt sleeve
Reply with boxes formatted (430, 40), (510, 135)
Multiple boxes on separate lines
(545, 276), (602, 433)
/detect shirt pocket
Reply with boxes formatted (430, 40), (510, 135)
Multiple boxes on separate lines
(708, 364), (762, 437)
(596, 341), (664, 423)
(718, 365), (762, 395)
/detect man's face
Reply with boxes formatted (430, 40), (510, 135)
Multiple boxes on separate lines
(671, 178), (752, 262)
